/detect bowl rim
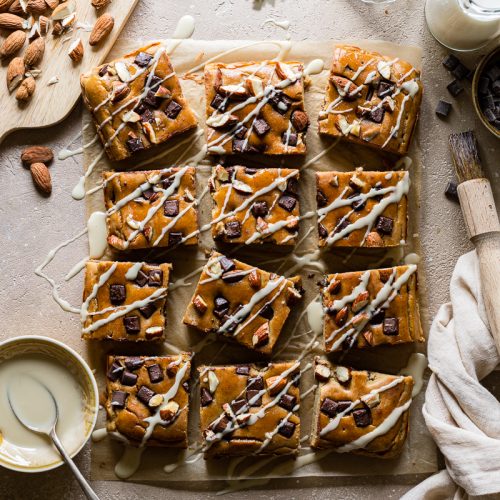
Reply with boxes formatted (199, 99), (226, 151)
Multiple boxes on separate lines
(0, 335), (99, 473)
(472, 45), (500, 140)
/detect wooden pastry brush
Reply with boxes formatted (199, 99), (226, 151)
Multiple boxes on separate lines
(449, 130), (500, 355)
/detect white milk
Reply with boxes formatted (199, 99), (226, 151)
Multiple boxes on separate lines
(0, 355), (87, 468)
(425, 0), (500, 51)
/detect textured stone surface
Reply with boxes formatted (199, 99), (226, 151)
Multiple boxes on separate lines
(0, 0), (499, 498)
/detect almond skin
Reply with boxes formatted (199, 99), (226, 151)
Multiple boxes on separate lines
(0, 12), (25, 30)
(6, 56), (24, 92)
(15, 75), (36, 101)
(24, 36), (45, 66)
(89, 13), (114, 46)
(8, 0), (24, 15)
(45, 0), (59, 8)
(27, 0), (46, 14)
(21, 145), (54, 166)
(0, 30), (26, 58)
(68, 37), (83, 62)
(0, 0), (14, 12)
(30, 162), (51, 195)
(91, 0), (109, 9)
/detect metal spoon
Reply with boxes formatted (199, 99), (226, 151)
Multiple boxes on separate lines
(7, 376), (99, 500)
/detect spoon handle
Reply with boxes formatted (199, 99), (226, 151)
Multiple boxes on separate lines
(50, 429), (100, 500)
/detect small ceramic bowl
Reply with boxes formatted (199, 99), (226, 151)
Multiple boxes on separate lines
(0, 336), (99, 473)
(472, 45), (500, 139)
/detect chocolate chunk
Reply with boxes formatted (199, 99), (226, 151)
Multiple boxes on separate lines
(278, 420), (296, 438)
(377, 81), (394, 98)
(111, 390), (128, 409)
(214, 296), (230, 318)
(123, 316), (140, 334)
(320, 398), (338, 417)
(148, 269), (163, 287)
(445, 181), (459, 201)
(479, 76), (491, 95)
(318, 223), (328, 239)
(146, 364), (163, 384)
(212, 415), (230, 434)
(480, 93), (495, 110)
(107, 361), (123, 381)
(369, 107), (385, 123)
(125, 357), (144, 371)
(353, 407), (372, 427)
(109, 284), (126, 305)
(251, 200), (269, 217)
(316, 189), (328, 208)
(334, 218), (350, 235)
(282, 131), (298, 147)
(232, 139), (253, 154)
(231, 398), (247, 413)
(247, 376), (264, 391)
(486, 64), (500, 81)
(135, 269), (149, 287)
(142, 188), (157, 201)
(149, 75), (163, 91)
(442, 54), (460, 71)
(120, 370), (138, 386)
(165, 100), (182, 119)
(142, 90), (161, 109)
(484, 108), (496, 123)
(234, 125), (248, 139)
(137, 385), (155, 405)
(279, 394), (297, 411)
(349, 194), (366, 211)
(219, 257), (235, 273)
(259, 303), (274, 320)
(126, 137), (145, 153)
(285, 177), (299, 197)
(200, 387), (213, 406)
(278, 195), (297, 213)
(134, 51), (153, 67)
(269, 91), (292, 114)
(182, 381), (190, 393)
(375, 215), (394, 235)
(168, 231), (183, 246)
(369, 309), (385, 325)
(235, 365), (250, 376)
(224, 221), (241, 238)
(447, 80), (464, 97)
(221, 270), (247, 283)
(245, 167), (257, 175)
(492, 79), (500, 96)
(383, 317), (399, 336)
(435, 100), (452, 118)
(211, 93), (227, 112)
(451, 62), (469, 80)
(98, 65), (109, 77)
(253, 118), (270, 136)
(161, 175), (174, 190)
(164, 199), (179, 217)
(139, 302), (157, 319)
(246, 389), (262, 406)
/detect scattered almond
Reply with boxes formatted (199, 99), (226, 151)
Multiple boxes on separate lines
(89, 12), (114, 46)
(21, 145), (53, 165)
(91, 0), (109, 9)
(0, 0), (15, 12)
(0, 30), (26, 58)
(50, 0), (74, 19)
(30, 162), (51, 195)
(67, 37), (83, 62)
(8, 0), (24, 15)
(51, 19), (62, 35)
(45, 0), (58, 8)
(23, 36), (44, 66)
(16, 75), (35, 101)
(6, 56), (24, 92)
(38, 15), (48, 34)
(0, 12), (25, 30)
(26, 0), (45, 14)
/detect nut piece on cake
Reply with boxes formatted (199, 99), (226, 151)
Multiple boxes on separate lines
(105, 354), (191, 447)
(311, 357), (413, 458)
(199, 361), (301, 458)
(210, 165), (300, 245)
(80, 42), (198, 161)
(183, 252), (303, 355)
(320, 265), (423, 353)
(82, 260), (171, 341)
(316, 170), (408, 248)
(103, 167), (198, 251)
(318, 45), (423, 156)
(205, 61), (309, 155)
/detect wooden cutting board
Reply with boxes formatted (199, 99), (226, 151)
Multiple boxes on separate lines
(0, 0), (138, 144)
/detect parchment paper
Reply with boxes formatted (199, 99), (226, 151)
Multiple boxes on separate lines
(83, 38), (436, 483)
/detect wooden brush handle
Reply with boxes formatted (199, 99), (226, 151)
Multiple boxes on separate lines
(458, 178), (500, 355)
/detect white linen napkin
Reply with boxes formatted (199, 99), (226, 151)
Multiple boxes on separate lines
(403, 251), (500, 499)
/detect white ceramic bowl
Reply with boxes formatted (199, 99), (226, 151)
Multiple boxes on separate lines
(0, 335), (99, 473)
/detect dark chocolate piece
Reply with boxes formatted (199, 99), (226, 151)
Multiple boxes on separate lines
(200, 387), (213, 407)
(444, 181), (459, 201)
(377, 81), (394, 98)
(383, 317), (399, 336)
(120, 370), (138, 386)
(135, 269), (149, 287)
(253, 118), (270, 137)
(251, 200), (269, 217)
(442, 54), (460, 71)
(165, 100), (182, 119)
(279, 394), (297, 411)
(246, 389), (262, 406)
(111, 390), (128, 409)
(164, 199), (179, 217)
(219, 257), (235, 273)
(137, 385), (155, 405)
(435, 100), (452, 118)
(316, 189), (328, 208)
(142, 90), (161, 109)
(479, 76), (490, 95)
(375, 215), (394, 235)
(125, 357), (144, 371)
(147, 363), (164, 383)
(134, 52), (153, 67)
(231, 398), (247, 413)
(235, 365), (250, 376)
(352, 407), (372, 427)
(221, 270), (247, 283)
(214, 296), (230, 318)
(247, 376), (264, 391)
(447, 80), (464, 97)
(168, 231), (183, 246)
(278, 420), (296, 438)
(282, 131), (298, 146)
(211, 93), (227, 112)
(107, 361), (123, 381)
(126, 137), (145, 153)
(109, 284), (126, 306)
(139, 302), (157, 319)
(123, 316), (140, 335)
(259, 303), (274, 320)
(369, 107), (385, 123)
(451, 63), (469, 80)
(278, 195), (297, 212)
(148, 269), (163, 287)
(224, 221), (242, 238)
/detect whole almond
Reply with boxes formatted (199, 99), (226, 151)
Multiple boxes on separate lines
(6, 56), (24, 92)
(15, 75), (35, 101)
(21, 145), (54, 166)
(0, 0), (14, 12)
(67, 37), (83, 62)
(8, 0), (23, 14)
(89, 13), (114, 46)
(45, 0), (59, 8)
(27, 0), (45, 14)
(0, 12), (25, 30)
(23, 36), (44, 66)
(30, 162), (51, 195)
(91, 0), (109, 9)
(0, 30), (26, 58)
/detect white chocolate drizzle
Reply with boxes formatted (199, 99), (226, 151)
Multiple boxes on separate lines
(400, 352), (427, 397)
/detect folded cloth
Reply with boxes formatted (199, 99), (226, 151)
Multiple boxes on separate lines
(403, 251), (500, 499)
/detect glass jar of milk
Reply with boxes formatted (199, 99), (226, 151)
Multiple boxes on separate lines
(425, 0), (500, 51)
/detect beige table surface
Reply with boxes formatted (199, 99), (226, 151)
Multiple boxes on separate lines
(1, 0), (499, 498)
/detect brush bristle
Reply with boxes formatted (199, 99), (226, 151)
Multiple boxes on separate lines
(449, 130), (484, 182)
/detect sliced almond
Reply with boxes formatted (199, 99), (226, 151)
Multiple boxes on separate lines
(51, 0), (74, 20)
(114, 61), (130, 83)
(334, 366), (351, 383)
(192, 294), (207, 314)
(67, 37), (83, 62)
(207, 370), (219, 394)
(145, 326), (163, 339)
(231, 179), (252, 194)
(142, 121), (157, 144)
(275, 62), (296, 81)
(126, 214), (140, 229)
(314, 362), (331, 382)
(365, 231), (383, 247)
(349, 174), (366, 190)
(159, 401), (179, 422)
(148, 394), (164, 408)
(377, 60), (391, 80)
(122, 110), (141, 123)
(248, 269), (261, 289)
(246, 75), (264, 96)
(218, 84), (248, 98)
(364, 392), (380, 408)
